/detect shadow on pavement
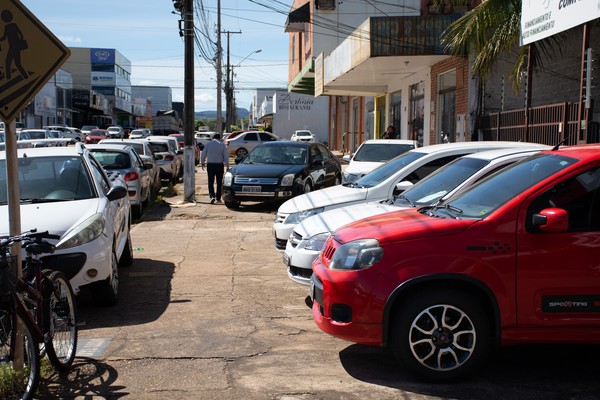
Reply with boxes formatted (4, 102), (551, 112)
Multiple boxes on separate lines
(38, 358), (126, 399)
(339, 343), (600, 399)
(77, 258), (175, 330)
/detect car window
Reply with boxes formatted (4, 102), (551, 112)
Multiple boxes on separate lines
(315, 144), (330, 160)
(130, 149), (144, 167)
(403, 154), (468, 184)
(0, 156), (94, 202)
(88, 154), (111, 195)
(355, 151), (426, 188)
(244, 132), (258, 141)
(91, 151), (131, 169)
(527, 166), (600, 232)
(149, 142), (169, 153)
(259, 132), (275, 142)
(444, 153), (577, 219)
(353, 143), (415, 162)
(27, 131), (45, 139)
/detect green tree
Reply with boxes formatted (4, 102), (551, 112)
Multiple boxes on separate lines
(440, 0), (563, 94)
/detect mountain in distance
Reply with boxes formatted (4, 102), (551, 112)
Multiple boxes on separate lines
(196, 108), (249, 120)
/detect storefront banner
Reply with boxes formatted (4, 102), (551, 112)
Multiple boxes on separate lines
(521, 0), (600, 45)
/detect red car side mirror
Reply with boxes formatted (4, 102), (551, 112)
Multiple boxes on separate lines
(532, 208), (569, 232)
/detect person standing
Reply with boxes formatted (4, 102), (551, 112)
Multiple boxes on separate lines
(382, 125), (397, 139)
(201, 133), (229, 204)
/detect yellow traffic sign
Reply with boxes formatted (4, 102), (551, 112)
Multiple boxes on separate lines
(0, 0), (70, 122)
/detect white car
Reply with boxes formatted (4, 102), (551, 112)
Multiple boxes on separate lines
(44, 125), (84, 142)
(290, 130), (315, 142)
(129, 129), (152, 139)
(273, 141), (546, 251)
(283, 146), (550, 285)
(107, 126), (125, 138)
(0, 144), (132, 306)
(342, 139), (418, 184)
(147, 136), (183, 183)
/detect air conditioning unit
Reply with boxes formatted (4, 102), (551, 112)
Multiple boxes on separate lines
(315, 0), (335, 10)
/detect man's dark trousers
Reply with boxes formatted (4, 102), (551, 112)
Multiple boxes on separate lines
(207, 163), (224, 201)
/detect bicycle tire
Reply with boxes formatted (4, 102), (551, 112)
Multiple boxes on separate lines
(0, 306), (41, 400)
(43, 271), (78, 371)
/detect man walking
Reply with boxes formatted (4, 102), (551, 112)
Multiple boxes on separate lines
(201, 133), (229, 204)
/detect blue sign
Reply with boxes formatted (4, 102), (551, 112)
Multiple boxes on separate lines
(91, 48), (115, 64)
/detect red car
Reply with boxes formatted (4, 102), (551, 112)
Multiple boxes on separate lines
(84, 129), (108, 144)
(310, 144), (600, 380)
(169, 133), (199, 165)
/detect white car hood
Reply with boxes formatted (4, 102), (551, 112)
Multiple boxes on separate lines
(0, 199), (101, 237)
(344, 160), (383, 176)
(296, 201), (407, 237)
(278, 185), (369, 214)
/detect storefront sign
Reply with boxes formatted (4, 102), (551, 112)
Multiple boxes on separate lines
(521, 0), (600, 45)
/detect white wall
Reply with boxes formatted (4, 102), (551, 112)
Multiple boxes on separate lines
(271, 91), (329, 142)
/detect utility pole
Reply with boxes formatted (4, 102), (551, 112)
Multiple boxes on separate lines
(173, 0), (195, 202)
(216, 0), (223, 134)
(222, 30), (241, 132)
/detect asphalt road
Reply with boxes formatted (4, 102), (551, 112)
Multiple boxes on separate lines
(35, 168), (600, 399)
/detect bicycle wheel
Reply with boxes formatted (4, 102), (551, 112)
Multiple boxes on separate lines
(0, 306), (40, 400)
(43, 271), (78, 371)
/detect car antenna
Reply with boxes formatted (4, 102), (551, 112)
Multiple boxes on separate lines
(551, 130), (577, 151)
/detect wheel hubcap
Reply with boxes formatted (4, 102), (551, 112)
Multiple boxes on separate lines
(408, 304), (476, 371)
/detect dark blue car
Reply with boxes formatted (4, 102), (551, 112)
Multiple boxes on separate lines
(222, 141), (342, 209)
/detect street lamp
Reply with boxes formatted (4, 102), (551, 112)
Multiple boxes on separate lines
(227, 49), (261, 131)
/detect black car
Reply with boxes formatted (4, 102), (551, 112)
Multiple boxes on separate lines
(222, 141), (342, 209)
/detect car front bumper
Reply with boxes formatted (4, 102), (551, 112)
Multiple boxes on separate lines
(284, 238), (319, 286)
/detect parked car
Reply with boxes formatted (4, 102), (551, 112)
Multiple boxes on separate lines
(309, 143), (600, 380)
(86, 143), (153, 219)
(84, 129), (109, 144)
(147, 136), (184, 181)
(284, 146), (549, 285)
(0, 144), (132, 306)
(146, 138), (180, 184)
(195, 131), (214, 150)
(225, 130), (279, 158)
(44, 125), (84, 142)
(81, 125), (99, 136)
(223, 141), (342, 209)
(107, 126), (125, 139)
(273, 141), (546, 250)
(342, 139), (418, 184)
(100, 138), (162, 194)
(0, 131), (32, 150)
(169, 133), (199, 164)
(290, 130), (316, 142)
(19, 129), (71, 147)
(129, 129), (152, 139)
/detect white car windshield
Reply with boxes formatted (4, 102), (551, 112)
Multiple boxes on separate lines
(351, 151), (426, 188)
(395, 157), (489, 207)
(0, 156), (94, 204)
(430, 153), (577, 219)
(353, 143), (415, 162)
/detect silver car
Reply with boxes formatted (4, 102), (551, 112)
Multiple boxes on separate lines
(87, 143), (153, 218)
(146, 139), (179, 184)
(99, 139), (163, 195)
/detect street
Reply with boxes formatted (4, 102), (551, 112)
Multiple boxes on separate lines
(35, 168), (600, 400)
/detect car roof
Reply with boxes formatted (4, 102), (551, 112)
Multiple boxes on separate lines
(101, 139), (149, 146)
(459, 145), (551, 161)
(538, 143), (600, 162)
(411, 141), (545, 155)
(360, 139), (417, 146)
(86, 143), (132, 152)
(0, 145), (84, 159)
(259, 141), (312, 148)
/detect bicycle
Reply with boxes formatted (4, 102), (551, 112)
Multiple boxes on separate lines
(0, 230), (78, 400)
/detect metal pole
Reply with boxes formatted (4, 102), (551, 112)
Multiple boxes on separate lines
(578, 23), (590, 143)
(183, 0), (195, 202)
(216, 0), (223, 134)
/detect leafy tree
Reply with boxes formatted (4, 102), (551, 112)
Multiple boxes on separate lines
(439, 0), (564, 94)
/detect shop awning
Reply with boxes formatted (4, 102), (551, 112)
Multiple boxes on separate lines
(285, 3), (310, 33)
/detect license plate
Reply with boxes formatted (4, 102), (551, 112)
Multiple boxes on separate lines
(242, 185), (261, 193)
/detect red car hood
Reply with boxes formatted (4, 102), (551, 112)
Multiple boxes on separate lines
(333, 208), (477, 244)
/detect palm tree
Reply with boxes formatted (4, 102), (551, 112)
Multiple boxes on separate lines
(439, 0), (563, 94)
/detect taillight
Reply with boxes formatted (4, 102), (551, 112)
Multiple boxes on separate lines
(123, 172), (139, 181)
(164, 155), (174, 161)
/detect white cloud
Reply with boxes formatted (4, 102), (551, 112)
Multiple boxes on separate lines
(58, 35), (82, 44)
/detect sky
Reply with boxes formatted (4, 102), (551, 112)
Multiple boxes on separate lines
(20, 0), (292, 112)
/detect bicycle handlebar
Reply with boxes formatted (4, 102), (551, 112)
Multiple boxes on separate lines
(0, 229), (61, 248)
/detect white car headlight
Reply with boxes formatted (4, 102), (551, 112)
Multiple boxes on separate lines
(281, 173), (295, 187)
(55, 213), (105, 250)
(330, 239), (383, 271)
(343, 172), (358, 184)
(224, 171), (233, 186)
(305, 232), (329, 251)
(285, 208), (324, 225)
